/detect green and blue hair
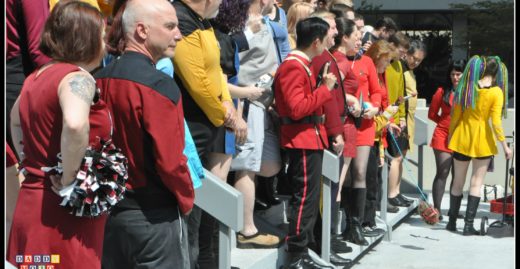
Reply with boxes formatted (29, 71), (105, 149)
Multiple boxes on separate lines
(453, 55), (509, 118)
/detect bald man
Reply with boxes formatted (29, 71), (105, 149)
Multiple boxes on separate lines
(96, 1), (193, 268)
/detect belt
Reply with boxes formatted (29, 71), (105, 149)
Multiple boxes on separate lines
(280, 115), (325, 125)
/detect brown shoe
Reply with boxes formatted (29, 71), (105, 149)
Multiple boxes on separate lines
(237, 232), (281, 249)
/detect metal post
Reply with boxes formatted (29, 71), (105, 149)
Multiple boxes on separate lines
(381, 155), (391, 241)
(321, 177), (331, 263)
(218, 221), (232, 269)
(418, 145), (424, 192)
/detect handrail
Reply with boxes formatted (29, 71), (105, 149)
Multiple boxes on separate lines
(194, 169), (244, 231)
(194, 168), (244, 269)
(320, 149), (340, 263)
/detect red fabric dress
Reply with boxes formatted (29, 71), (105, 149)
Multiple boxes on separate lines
(333, 52), (382, 147)
(333, 52), (359, 158)
(7, 63), (111, 269)
(428, 87), (453, 153)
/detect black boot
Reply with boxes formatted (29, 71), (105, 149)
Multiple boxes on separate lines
(340, 187), (352, 237)
(257, 175), (281, 206)
(446, 194), (463, 231)
(463, 195), (481, 236)
(343, 188), (369, 246)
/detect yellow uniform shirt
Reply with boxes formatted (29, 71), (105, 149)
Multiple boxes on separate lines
(448, 86), (505, 157)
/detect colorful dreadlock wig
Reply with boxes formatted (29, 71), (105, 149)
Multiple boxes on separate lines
(453, 55), (509, 118)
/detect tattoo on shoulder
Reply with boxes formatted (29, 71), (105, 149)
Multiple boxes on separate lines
(68, 74), (96, 105)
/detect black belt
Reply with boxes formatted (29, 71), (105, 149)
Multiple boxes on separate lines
(280, 115), (325, 125)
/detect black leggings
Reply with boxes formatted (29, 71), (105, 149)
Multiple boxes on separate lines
(431, 150), (453, 210)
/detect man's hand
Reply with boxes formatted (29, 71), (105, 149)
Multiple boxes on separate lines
(321, 63), (337, 91)
(234, 117), (248, 145)
(223, 101), (237, 128)
(362, 40), (372, 52)
(331, 134), (344, 156)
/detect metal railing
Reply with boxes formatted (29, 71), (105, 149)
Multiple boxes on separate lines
(194, 168), (244, 269)
(380, 115), (428, 241)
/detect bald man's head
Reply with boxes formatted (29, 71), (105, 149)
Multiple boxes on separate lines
(122, 0), (182, 62)
(123, 0), (175, 36)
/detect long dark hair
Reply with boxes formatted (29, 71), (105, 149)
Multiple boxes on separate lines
(210, 0), (251, 34)
(443, 59), (467, 105)
(331, 17), (355, 51)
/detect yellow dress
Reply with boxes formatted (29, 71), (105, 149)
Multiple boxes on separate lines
(448, 86), (505, 157)
(403, 70), (418, 152)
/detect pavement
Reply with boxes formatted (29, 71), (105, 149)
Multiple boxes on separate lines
(349, 192), (515, 269)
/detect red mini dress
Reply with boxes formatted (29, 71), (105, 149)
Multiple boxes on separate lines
(7, 63), (112, 269)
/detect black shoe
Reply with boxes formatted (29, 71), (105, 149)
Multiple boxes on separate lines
(388, 196), (409, 207)
(397, 193), (414, 204)
(329, 251), (353, 266)
(396, 194), (413, 206)
(331, 237), (353, 253)
(387, 203), (399, 213)
(257, 176), (282, 206)
(286, 253), (331, 269)
(362, 225), (385, 237)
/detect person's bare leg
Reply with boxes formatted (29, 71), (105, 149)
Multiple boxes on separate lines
(388, 155), (403, 198)
(468, 158), (491, 197)
(206, 152), (232, 182)
(235, 170), (258, 236)
(352, 147), (370, 188)
(394, 149), (407, 196)
(450, 159), (470, 196)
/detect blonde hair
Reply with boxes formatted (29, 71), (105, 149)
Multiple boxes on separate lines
(286, 2), (315, 35)
(365, 40), (399, 64)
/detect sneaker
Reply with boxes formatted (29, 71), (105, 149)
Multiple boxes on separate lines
(236, 232), (280, 249)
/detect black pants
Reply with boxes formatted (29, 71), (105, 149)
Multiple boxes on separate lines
(286, 148), (323, 256)
(187, 206), (218, 269)
(364, 143), (380, 226)
(102, 207), (189, 269)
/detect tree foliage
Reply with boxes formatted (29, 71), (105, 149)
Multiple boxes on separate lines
(450, 0), (514, 69)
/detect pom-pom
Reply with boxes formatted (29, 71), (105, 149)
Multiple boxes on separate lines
(42, 138), (128, 218)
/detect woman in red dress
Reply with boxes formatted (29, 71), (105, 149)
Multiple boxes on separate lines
(428, 59), (466, 219)
(8, 2), (108, 269)
(332, 17), (382, 246)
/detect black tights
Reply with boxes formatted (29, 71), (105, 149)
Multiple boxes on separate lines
(431, 150), (453, 210)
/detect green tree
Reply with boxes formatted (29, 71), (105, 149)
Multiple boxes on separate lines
(450, 0), (514, 69)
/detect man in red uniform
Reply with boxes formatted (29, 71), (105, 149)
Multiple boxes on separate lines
(274, 17), (337, 269)
(308, 11), (354, 267)
(95, 0), (194, 268)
